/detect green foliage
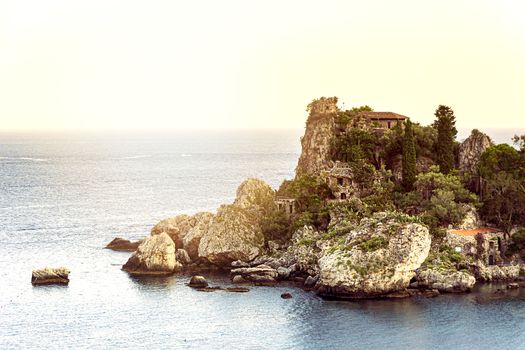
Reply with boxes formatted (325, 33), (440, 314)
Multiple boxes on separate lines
(277, 175), (332, 230)
(434, 105), (457, 174)
(395, 166), (478, 227)
(513, 134), (525, 152)
(336, 106), (373, 126)
(402, 119), (417, 191)
(260, 208), (292, 244)
(477, 144), (525, 232)
(357, 236), (388, 252)
(507, 229), (525, 256)
(331, 128), (380, 167)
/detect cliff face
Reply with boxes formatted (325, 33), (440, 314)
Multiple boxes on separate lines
(295, 97), (338, 178)
(458, 130), (492, 174)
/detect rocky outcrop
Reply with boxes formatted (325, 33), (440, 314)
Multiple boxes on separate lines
(416, 269), (476, 293)
(150, 214), (194, 249)
(105, 237), (142, 252)
(295, 97), (338, 177)
(197, 178), (275, 266)
(176, 249), (191, 265)
(122, 232), (180, 275)
(456, 205), (480, 230)
(182, 212), (214, 260)
(31, 267), (70, 285)
(458, 130), (492, 174)
(390, 155), (434, 182)
(472, 263), (522, 282)
(315, 213), (431, 299)
(198, 204), (265, 266)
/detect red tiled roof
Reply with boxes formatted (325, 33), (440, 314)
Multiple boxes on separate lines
(362, 112), (408, 120)
(449, 227), (499, 237)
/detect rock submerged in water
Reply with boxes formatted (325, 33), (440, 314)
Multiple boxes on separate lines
(315, 213), (432, 299)
(32, 267), (70, 285)
(122, 232), (181, 275)
(230, 265), (278, 285)
(105, 237), (142, 252)
(416, 269), (476, 293)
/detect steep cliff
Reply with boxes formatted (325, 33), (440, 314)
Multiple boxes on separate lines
(458, 130), (492, 174)
(295, 97), (339, 177)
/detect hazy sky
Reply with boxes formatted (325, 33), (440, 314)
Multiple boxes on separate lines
(1, 1), (524, 131)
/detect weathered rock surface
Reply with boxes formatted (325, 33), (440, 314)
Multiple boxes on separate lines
(456, 205), (481, 230)
(176, 249), (192, 265)
(182, 212), (214, 260)
(197, 178), (275, 266)
(230, 265), (278, 285)
(416, 269), (476, 293)
(31, 267), (70, 285)
(122, 232), (180, 275)
(150, 214), (194, 249)
(473, 264), (522, 282)
(105, 237), (142, 252)
(315, 213), (431, 299)
(198, 205), (264, 266)
(233, 178), (276, 212)
(458, 130), (492, 174)
(295, 97), (338, 177)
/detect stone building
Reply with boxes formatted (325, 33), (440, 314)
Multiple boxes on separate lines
(361, 111), (407, 131)
(446, 228), (505, 266)
(275, 197), (296, 217)
(325, 162), (359, 201)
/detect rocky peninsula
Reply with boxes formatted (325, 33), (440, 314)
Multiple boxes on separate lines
(110, 97), (525, 299)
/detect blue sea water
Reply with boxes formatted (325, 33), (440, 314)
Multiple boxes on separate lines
(1, 128), (525, 350)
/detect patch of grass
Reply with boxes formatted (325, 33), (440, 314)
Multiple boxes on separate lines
(357, 236), (388, 252)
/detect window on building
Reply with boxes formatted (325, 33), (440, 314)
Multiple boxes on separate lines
(337, 178), (343, 186)
(341, 193), (347, 200)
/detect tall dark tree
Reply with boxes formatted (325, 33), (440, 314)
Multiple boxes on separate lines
(402, 119), (417, 191)
(433, 105), (457, 174)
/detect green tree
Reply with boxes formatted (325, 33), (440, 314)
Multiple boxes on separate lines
(433, 105), (457, 174)
(402, 119), (417, 191)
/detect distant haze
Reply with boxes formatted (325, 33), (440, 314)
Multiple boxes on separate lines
(1, 1), (524, 131)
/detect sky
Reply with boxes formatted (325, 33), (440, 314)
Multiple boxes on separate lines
(1, 0), (524, 131)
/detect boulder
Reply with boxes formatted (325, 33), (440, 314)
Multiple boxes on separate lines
(230, 265), (278, 285)
(150, 214), (194, 249)
(276, 266), (292, 280)
(31, 267), (70, 285)
(315, 213), (431, 299)
(176, 249), (192, 265)
(416, 269), (476, 293)
(233, 178), (276, 213)
(122, 232), (180, 275)
(105, 237), (142, 252)
(198, 204), (265, 266)
(182, 212), (214, 260)
(188, 275), (208, 288)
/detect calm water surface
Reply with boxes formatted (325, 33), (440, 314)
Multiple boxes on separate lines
(1, 129), (524, 350)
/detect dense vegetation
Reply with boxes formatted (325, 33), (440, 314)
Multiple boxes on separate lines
(268, 98), (525, 254)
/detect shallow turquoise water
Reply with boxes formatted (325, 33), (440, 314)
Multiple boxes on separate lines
(1, 129), (524, 349)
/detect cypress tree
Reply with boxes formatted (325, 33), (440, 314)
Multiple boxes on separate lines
(434, 105), (457, 174)
(402, 119), (417, 191)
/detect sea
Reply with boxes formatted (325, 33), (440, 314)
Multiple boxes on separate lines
(1, 128), (524, 350)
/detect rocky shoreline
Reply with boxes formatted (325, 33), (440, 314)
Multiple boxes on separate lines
(102, 177), (524, 299)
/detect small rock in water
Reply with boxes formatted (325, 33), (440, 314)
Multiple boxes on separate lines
(105, 237), (141, 252)
(507, 283), (519, 289)
(31, 267), (70, 286)
(188, 275), (208, 288)
(281, 292), (293, 299)
(225, 287), (250, 293)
